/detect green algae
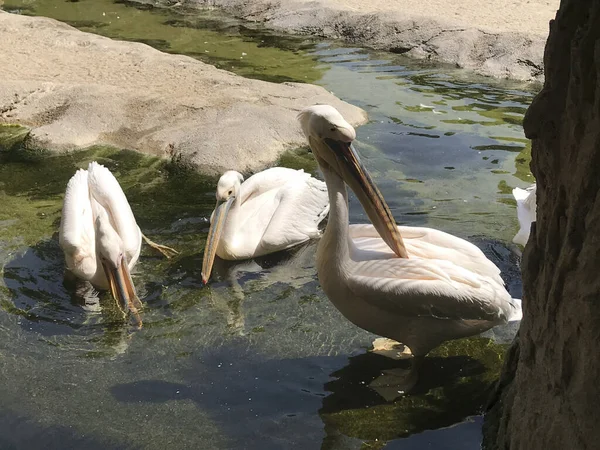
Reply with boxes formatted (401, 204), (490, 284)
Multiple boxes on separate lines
(0, 144), (214, 250)
(0, 124), (30, 152)
(320, 337), (507, 444)
(513, 140), (533, 183)
(276, 147), (319, 175)
(2, 0), (325, 84)
(0, 124), (50, 163)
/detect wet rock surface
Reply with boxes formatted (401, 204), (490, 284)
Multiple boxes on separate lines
(0, 11), (366, 174)
(140, 0), (558, 81)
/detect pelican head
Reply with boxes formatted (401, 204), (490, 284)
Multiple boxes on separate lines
(298, 105), (408, 258)
(201, 171), (245, 284)
(95, 208), (139, 313)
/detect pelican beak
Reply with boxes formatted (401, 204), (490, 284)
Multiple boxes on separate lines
(201, 197), (234, 284)
(102, 255), (143, 328)
(325, 138), (409, 258)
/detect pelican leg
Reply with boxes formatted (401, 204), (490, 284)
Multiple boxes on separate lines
(142, 233), (179, 258)
(368, 354), (424, 400)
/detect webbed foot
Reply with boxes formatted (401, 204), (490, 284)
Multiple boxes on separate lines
(142, 233), (179, 258)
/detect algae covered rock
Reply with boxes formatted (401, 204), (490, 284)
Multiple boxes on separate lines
(0, 11), (366, 175)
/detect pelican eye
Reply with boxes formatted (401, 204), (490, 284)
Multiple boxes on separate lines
(228, 190), (233, 195)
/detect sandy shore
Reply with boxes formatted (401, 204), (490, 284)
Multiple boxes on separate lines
(179, 0), (560, 80)
(0, 11), (366, 173)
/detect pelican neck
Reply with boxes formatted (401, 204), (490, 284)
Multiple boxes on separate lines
(319, 164), (352, 263)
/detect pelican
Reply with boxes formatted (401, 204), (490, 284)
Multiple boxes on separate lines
(59, 162), (178, 326)
(201, 168), (329, 283)
(298, 105), (522, 390)
(512, 183), (537, 246)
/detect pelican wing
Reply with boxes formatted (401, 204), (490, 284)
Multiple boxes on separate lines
(512, 183), (537, 246)
(239, 167), (308, 204)
(87, 162), (142, 265)
(350, 224), (504, 286)
(59, 168), (97, 279)
(347, 256), (514, 322)
(258, 173), (329, 253)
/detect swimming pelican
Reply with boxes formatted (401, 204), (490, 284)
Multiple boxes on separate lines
(201, 168), (329, 284)
(59, 162), (178, 326)
(512, 183), (536, 246)
(298, 105), (522, 390)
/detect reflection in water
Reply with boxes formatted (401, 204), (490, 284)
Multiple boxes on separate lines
(106, 337), (496, 450)
(2, 235), (138, 357)
(382, 417), (483, 450)
(205, 241), (321, 336)
(109, 348), (340, 449)
(0, 1), (536, 448)
(319, 347), (494, 448)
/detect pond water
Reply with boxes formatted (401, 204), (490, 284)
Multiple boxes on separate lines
(0, 1), (536, 449)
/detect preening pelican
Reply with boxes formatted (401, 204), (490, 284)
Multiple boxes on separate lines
(59, 162), (178, 326)
(512, 183), (536, 246)
(298, 105), (522, 390)
(201, 168), (329, 283)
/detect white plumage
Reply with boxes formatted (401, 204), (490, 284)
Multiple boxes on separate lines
(299, 104), (522, 390)
(201, 167), (329, 283)
(58, 161), (179, 326)
(512, 183), (537, 246)
(59, 162), (141, 290)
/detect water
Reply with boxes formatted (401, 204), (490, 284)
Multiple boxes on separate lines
(0, 0), (535, 448)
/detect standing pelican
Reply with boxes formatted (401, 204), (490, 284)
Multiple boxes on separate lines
(59, 162), (178, 326)
(512, 183), (537, 246)
(201, 168), (329, 283)
(298, 105), (522, 390)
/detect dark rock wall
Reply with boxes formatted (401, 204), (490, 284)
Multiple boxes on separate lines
(483, 1), (600, 448)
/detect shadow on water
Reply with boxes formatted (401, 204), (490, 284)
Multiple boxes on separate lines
(108, 333), (501, 449)
(319, 351), (489, 447)
(0, 409), (134, 450)
(0, 137), (523, 448)
(109, 239), (514, 449)
(109, 347), (339, 449)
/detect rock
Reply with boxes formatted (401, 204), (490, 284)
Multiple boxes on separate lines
(483, 0), (600, 448)
(370, 337), (412, 360)
(159, 0), (556, 81)
(0, 11), (366, 175)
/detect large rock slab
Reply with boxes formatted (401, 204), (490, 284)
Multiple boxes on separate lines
(0, 11), (366, 174)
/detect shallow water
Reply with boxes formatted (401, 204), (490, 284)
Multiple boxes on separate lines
(1, 0), (535, 448)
